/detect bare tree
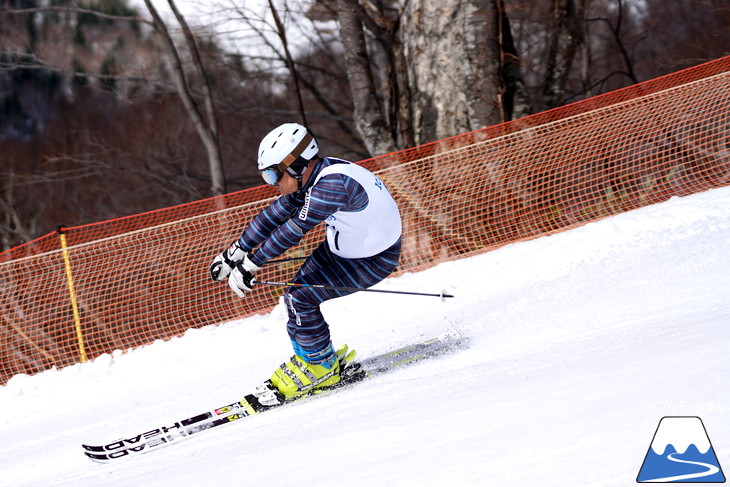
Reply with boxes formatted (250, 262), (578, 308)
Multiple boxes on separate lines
(590, 0), (641, 85)
(499, 0), (532, 120)
(335, 0), (530, 153)
(143, 0), (227, 196)
(0, 172), (34, 251)
(3, 0), (728, 250)
(541, 0), (585, 111)
(336, 0), (401, 156)
(267, 0), (308, 125)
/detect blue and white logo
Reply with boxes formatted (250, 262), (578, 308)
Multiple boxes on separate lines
(637, 416), (725, 483)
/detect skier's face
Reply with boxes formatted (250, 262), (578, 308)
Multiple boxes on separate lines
(276, 172), (299, 195)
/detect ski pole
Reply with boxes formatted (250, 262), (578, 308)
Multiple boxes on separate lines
(253, 279), (454, 301)
(266, 256), (307, 264)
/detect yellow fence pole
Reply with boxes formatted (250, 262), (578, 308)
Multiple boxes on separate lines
(57, 226), (87, 363)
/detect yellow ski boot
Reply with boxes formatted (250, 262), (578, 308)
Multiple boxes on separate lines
(270, 344), (356, 400)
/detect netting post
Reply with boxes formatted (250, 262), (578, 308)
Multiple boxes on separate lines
(57, 226), (87, 363)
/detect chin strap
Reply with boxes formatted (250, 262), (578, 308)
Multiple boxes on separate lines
(291, 157), (321, 192)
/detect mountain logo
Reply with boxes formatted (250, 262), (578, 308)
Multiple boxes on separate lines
(637, 416), (725, 483)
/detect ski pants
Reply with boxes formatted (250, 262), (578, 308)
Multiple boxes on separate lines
(284, 238), (401, 362)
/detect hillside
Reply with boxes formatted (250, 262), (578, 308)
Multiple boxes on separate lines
(0, 185), (728, 486)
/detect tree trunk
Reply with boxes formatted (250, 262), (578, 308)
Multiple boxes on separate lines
(336, 0), (528, 150)
(541, 0), (585, 110)
(336, 0), (398, 157)
(144, 0), (226, 196)
(399, 0), (505, 145)
(498, 0), (532, 120)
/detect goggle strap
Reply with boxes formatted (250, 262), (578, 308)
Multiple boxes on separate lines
(280, 133), (314, 169)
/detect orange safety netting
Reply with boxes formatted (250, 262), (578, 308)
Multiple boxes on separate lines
(1, 56), (729, 385)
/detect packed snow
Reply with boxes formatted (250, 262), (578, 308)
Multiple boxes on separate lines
(1, 186), (729, 487)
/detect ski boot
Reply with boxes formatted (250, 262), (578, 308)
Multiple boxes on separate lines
(254, 344), (360, 406)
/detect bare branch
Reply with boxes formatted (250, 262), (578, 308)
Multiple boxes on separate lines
(166, 0), (220, 141)
(268, 0), (308, 125)
(3, 6), (152, 26)
(142, 0), (226, 195)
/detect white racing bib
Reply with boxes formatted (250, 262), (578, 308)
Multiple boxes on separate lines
(313, 163), (401, 259)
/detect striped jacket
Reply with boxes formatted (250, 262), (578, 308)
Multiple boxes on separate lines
(239, 157), (401, 266)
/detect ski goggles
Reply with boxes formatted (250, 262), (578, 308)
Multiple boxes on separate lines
(259, 163), (305, 186)
(260, 165), (285, 186)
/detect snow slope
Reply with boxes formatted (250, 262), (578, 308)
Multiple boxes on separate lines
(1, 186), (729, 487)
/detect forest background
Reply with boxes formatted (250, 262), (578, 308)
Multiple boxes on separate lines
(1, 0), (728, 251)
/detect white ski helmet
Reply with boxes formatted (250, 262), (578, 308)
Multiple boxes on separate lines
(257, 123), (319, 185)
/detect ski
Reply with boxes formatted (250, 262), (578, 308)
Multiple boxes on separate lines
(81, 399), (259, 461)
(82, 328), (467, 462)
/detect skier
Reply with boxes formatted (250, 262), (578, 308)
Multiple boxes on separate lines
(210, 123), (402, 400)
